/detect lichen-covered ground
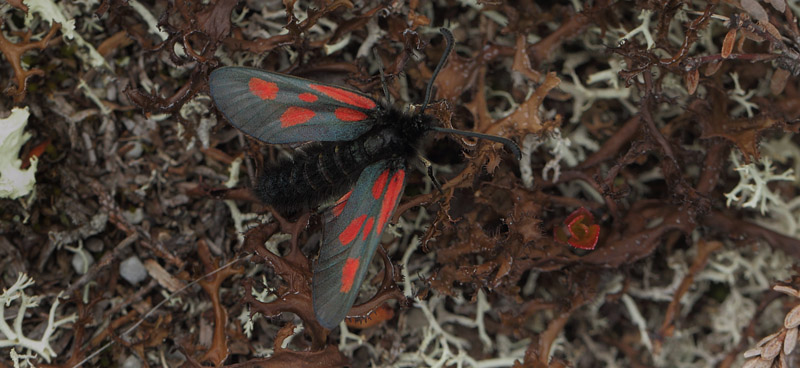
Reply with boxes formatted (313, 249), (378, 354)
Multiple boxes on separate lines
(2, 0), (800, 367)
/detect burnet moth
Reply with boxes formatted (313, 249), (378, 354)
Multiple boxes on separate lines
(209, 28), (520, 329)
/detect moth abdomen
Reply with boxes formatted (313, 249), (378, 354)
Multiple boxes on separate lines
(255, 130), (394, 214)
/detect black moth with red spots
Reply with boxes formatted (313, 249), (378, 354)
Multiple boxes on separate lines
(255, 106), (428, 215)
(209, 28), (519, 330)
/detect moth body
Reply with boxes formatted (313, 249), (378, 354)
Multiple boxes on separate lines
(257, 107), (433, 215)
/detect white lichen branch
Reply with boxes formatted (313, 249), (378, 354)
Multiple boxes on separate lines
(617, 10), (656, 49)
(0, 274), (76, 363)
(724, 153), (795, 215)
(728, 72), (759, 118)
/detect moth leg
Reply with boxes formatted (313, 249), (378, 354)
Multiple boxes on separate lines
(375, 49), (391, 102)
(418, 155), (443, 194)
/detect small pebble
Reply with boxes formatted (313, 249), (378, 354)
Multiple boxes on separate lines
(120, 256), (147, 285)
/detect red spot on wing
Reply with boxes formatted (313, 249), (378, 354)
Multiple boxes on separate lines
(298, 93), (318, 102)
(371, 169), (389, 199)
(335, 107), (368, 122)
(333, 191), (352, 217)
(309, 84), (377, 109)
(340, 257), (360, 292)
(361, 217), (374, 241)
(339, 214), (367, 245)
(280, 107), (315, 127)
(249, 78), (278, 100)
(376, 170), (405, 233)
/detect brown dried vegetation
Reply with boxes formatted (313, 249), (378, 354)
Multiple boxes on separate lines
(2, 0), (800, 367)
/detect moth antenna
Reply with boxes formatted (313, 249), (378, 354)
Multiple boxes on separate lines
(420, 28), (454, 113)
(422, 29), (520, 160)
(431, 126), (522, 160)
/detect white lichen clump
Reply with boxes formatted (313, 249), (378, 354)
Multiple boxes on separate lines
(724, 152), (795, 216)
(0, 107), (37, 199)
(0, 274), (76, 363)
